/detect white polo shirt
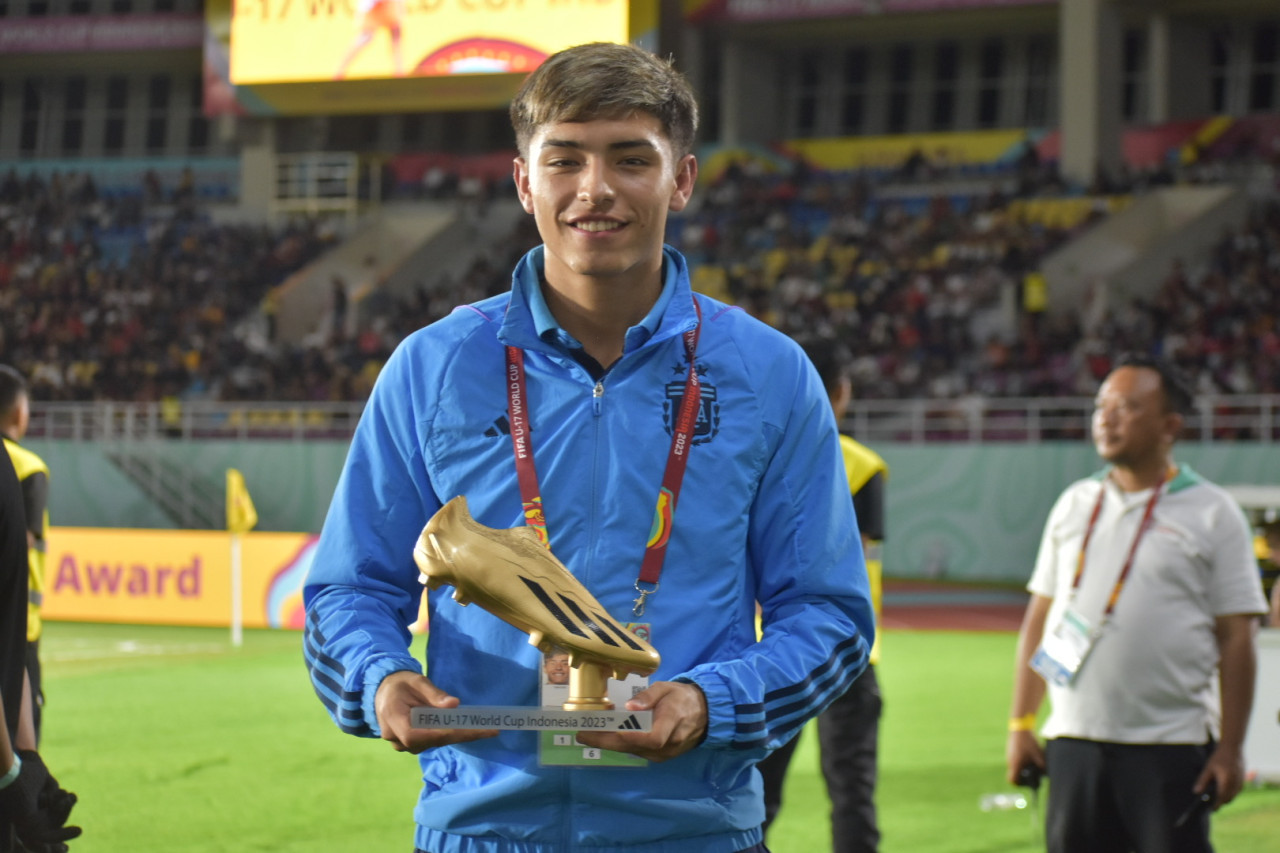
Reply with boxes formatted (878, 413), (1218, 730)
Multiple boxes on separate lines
(1028, 465), (1267, 744)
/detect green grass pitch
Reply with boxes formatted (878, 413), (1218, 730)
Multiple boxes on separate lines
(34, 623), (1279, 852)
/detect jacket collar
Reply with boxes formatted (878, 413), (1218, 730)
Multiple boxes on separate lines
(498, 244), (698, 356)
(1091, 462), (1203, 496)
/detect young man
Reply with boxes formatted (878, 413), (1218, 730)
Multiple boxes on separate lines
(1006, 353), (1266, 853)
(304, 42), (874, 853)
(0, 366), (50, 743)
(759, 339), (886, 853)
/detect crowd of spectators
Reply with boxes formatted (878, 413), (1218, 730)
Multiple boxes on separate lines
(670, 155), (1106, 400)
(1, 154), (1277, 411)
(1091, 200), (1280, 397)
(663, 151), (1280, 404)
(0, 169), (343, 403)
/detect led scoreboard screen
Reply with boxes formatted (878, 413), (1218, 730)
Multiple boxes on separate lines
(229, 0), (631, 86)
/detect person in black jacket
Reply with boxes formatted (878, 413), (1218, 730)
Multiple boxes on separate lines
(0, 448), (79, 852)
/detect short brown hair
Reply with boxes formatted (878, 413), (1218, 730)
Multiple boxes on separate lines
(509, 42), (699, 160)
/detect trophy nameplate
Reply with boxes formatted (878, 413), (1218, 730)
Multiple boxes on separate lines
(411, 706), (653, 732)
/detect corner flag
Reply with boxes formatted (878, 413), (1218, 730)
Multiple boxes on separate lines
(226, 468), (259, 534)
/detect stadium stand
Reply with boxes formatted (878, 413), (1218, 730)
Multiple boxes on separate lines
(1, 1), (1278, 421)
(0, 170), (342, 402)
(2, 146), (1277, 414)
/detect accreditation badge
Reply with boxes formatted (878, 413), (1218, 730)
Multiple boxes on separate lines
(538, 623), (652, 767)
(1030, 606), (1099, 687)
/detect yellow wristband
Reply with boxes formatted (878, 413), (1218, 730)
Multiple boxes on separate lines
(1008, 713), (1037, 732)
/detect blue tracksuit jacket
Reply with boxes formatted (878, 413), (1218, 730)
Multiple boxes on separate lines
(304, 245), (875, 853)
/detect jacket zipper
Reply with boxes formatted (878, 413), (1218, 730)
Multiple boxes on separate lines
(585, 378), (606, 588)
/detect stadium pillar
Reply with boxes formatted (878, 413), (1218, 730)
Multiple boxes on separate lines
(1058, 0), (1124, 188)
(1147, 13), (1213, 122)
(718, 39), (747, 146)
(717, 38), (780, 146)
(1148, 14), (1173, 123)
(238, 118), (277, 222)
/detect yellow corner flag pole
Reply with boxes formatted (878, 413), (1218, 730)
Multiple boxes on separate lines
(226, 469), (259, 647)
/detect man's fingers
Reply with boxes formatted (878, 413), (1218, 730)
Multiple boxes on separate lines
(381, 697), (499, 753)
(575, 730), (665, 761)
(576, 707), (689, 762)
(1004, 731), (1044, 785)
(1197, 747), (1246, 808)
(575, 711), (670, 758)
(376, 671), (470, 751)
(1208, 769), (1240, 809)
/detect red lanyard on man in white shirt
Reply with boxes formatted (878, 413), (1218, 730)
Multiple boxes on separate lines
(1071, 466), (1173, 616)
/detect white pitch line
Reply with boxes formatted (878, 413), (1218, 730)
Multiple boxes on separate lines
(43, 641), (227, 662)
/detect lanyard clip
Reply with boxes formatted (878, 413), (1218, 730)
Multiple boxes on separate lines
(632, 580), (659, 618)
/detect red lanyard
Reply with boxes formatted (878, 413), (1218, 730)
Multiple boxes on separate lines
(504, 299), (703, 617)
(1071, 468), (1172, 616)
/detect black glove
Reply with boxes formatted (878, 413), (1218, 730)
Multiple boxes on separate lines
(0, 751), (81, 849)
(20, 753), (77, 835)
(9, 828), (73, 853)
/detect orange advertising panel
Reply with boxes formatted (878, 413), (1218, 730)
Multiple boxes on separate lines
(230, 0), (630, 85)
(43, 528), (320, 630)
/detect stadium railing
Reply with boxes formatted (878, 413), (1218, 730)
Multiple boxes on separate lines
(842, 395), (1280, 443)
(26, 396), (1280, 444)
(28, 401), (365, 442)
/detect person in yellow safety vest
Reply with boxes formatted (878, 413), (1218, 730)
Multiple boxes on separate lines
(1258, 518), (1280, 627)
(0, 366), (49, 744)
(758, 337), (887, 853)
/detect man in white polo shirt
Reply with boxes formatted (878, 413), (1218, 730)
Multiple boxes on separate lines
(1005, 353), (1267, 853)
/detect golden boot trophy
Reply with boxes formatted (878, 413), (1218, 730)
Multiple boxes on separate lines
(414, 496), (661, 711)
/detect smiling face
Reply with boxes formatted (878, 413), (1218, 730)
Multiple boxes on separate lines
(544, 652), (570, 685)
(1091, 365), (1180, 470)
(513, 112), (696, 295)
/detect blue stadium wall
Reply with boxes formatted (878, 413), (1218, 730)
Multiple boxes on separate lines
(25, 440), (1280, 585)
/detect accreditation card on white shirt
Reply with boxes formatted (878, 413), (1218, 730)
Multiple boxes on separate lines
(1027, 466), (1267, 744)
